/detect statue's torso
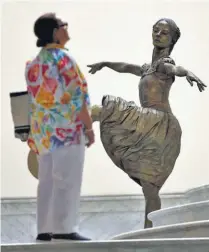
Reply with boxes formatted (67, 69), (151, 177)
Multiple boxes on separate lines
(138, 58), (175, 113)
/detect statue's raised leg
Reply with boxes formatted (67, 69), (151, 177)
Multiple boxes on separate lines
(91, 105), (102, 122)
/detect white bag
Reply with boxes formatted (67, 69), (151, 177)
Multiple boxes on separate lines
(10, 91), (30, 141)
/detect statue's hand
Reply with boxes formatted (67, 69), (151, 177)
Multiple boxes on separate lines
(87, 62), (105, 74)
(186, 71), (207, 92)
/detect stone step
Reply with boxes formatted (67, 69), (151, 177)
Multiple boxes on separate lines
(2, 238), (209, 252)
(1, 212), (145, 244)
(111, 220), (209, 240)
(186, 184), (209, 202)
(148, 200), (209, 227)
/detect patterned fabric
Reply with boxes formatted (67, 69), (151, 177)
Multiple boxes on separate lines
(25, 44), (90, 155)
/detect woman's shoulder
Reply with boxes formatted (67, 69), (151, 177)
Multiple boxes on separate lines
(50, 48), (76, 66)
(25, 56), (39, 71)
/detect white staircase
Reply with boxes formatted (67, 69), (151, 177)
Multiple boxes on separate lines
(111, 220), (209, 239)
(2, 185), (209, 252)
(148, 200), (209, 227)
(2, 238), (209, 252)
(111, 184), (209, 247)
(186, 184), (209, 202)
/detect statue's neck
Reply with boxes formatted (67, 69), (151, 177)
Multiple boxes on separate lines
(152, 47), (170, 64)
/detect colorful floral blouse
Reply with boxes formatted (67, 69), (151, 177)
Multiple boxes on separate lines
(25, 44), (90, 155)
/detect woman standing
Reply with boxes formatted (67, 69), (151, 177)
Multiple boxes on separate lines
(88, 18), (206, 228)
(26, 13), (94, 241)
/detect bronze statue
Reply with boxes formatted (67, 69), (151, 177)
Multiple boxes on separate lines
(87, 18), (206, 228)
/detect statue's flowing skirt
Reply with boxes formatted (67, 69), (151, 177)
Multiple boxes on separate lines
(99, 95), (182, 187)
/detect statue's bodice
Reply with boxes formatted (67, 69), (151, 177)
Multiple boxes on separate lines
(139, 58), (175, 113)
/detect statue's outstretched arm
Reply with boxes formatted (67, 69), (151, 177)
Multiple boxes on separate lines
(159, 62), (206, 92)
(87, 62), (143, 76)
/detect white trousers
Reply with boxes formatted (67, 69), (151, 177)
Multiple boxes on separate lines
(37, 138), (85, 234)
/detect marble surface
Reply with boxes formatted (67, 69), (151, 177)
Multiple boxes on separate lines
(148, 200), (209, 226)
(2, 185), (209, 247)
(2, 238), (209, 252)
(111, 220), (209, 240)
(1, 194), (185, 244)
(1, 194), (185, 215)
(1, 212), (144, 244)
(186, 184), (209, 203)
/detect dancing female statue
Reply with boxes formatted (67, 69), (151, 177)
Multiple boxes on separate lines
(88, 18), (206, 228)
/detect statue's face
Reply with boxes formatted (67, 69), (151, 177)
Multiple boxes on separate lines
(152, 20), (172, 49)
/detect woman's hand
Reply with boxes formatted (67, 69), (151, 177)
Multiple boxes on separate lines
(186, 71), (207, 92)
(85, 129), (95, 147)
(87, 62), (105, 74)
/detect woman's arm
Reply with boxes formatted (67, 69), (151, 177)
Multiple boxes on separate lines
(87, 62), (143, 76)
(75, 64), (93, 131)
(79, 102), (92, 130)
(57, 52), (93, 129)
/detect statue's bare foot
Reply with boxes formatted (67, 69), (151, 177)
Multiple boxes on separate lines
(91, 105), (102, 122)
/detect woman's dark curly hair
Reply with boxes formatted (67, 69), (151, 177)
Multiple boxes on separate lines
(34, 13), (60, 47)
